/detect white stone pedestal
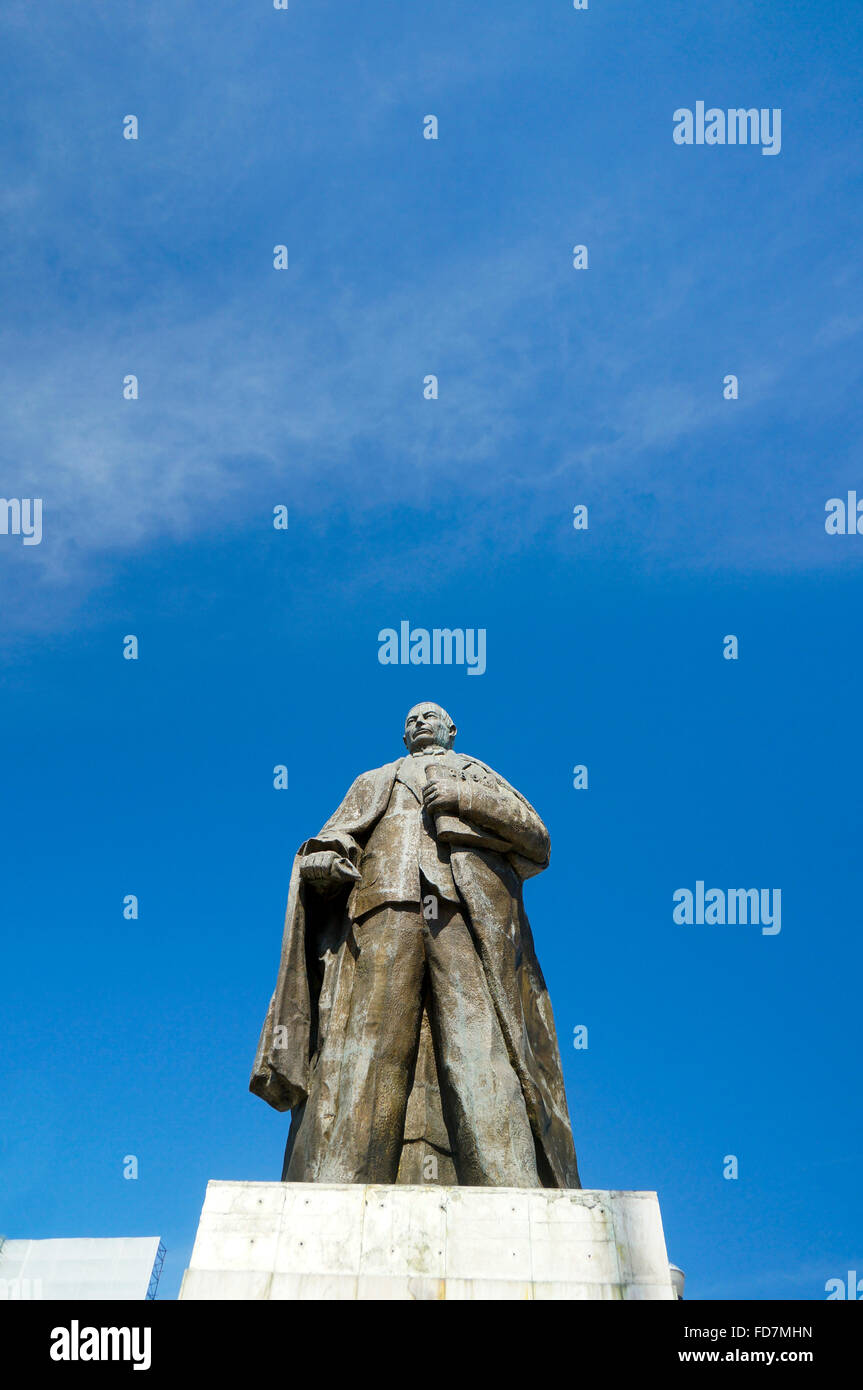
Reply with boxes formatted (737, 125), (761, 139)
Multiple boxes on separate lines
(179, 1182), (676, 1300)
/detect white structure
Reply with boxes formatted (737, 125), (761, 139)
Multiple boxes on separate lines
(180, 1181), (676, 1300)
(0, 1237), (163, 1300)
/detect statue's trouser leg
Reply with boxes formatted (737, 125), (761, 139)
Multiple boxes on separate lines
(425, 899), (541, 1188)
(297, 905), (427, 1184)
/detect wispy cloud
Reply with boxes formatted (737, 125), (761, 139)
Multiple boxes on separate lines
(1, 1), (861, 632)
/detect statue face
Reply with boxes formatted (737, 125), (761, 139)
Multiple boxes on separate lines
(403, 703), (456, 753)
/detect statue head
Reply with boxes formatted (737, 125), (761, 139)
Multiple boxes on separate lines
(403, 702), (457, 753)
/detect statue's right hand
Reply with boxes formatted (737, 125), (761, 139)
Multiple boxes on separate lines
(300, 850), (360, 889)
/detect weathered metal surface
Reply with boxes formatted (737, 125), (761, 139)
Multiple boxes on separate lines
(250, 703), (580, 1188)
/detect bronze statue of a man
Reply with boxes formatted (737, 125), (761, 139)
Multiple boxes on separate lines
(250, 703), (580, 1189)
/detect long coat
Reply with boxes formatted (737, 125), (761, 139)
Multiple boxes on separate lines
(249, 753), (580, 1189)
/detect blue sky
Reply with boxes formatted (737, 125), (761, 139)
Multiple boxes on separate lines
(2, 1), (861, 1300)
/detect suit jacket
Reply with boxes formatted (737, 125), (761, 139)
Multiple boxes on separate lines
(348, 750), (461, 917)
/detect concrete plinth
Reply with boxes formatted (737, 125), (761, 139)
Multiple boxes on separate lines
(179, 1181), (676, 1300)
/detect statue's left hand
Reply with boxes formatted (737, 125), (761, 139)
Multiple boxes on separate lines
(422, 778), (460, 816)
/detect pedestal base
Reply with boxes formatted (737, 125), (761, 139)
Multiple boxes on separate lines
(180, 1181), (676, 1300)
